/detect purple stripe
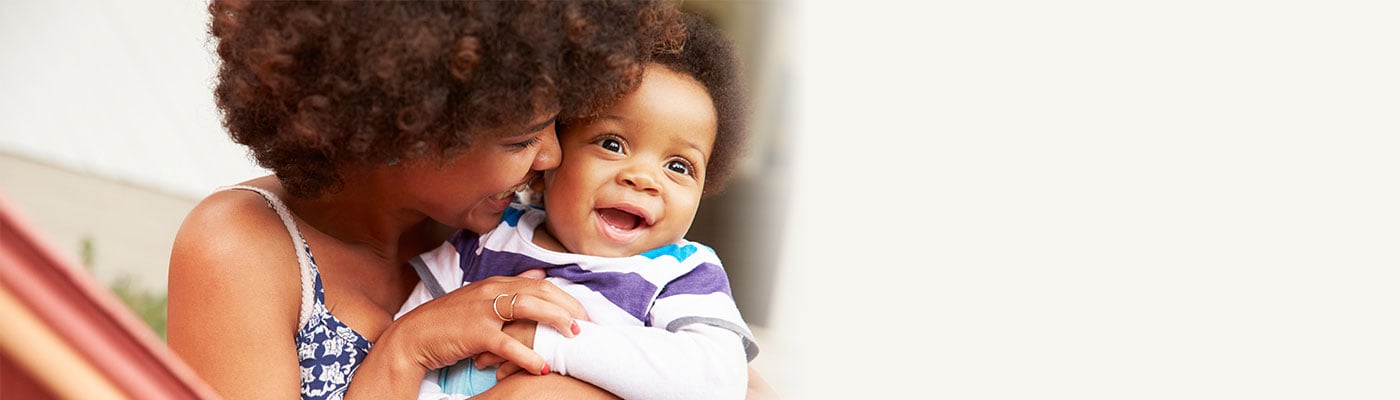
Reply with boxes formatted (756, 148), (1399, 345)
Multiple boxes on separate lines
(449, 230), (480, 267)
(462, 248), (559, 283)
(656, 262), (732, 299)
(461, 248), (658, 322)
(547, 264), (656, 322)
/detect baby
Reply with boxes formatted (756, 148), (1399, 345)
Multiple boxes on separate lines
(398, 14), (756, 400)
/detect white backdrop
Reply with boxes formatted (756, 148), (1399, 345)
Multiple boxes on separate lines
(771, 1), (1399, 399)
(0, 0), (266, 199)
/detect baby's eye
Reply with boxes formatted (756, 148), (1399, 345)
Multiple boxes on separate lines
(597, 138), (623, 153)
(666, 160), (692, 176)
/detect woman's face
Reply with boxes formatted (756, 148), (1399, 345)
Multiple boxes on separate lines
(402, 113), (562, 233)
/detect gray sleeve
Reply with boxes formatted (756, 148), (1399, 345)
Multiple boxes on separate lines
(665, 316), (761, 362)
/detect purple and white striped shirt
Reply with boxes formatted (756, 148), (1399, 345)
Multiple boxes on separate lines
(401, 204), (757, 399)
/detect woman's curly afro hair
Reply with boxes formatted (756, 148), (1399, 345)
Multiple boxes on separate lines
(209, 0), (685, 198)
(651, 13), (748, 196)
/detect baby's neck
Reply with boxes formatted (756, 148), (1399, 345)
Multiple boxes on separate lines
(531, 224), (570, 253)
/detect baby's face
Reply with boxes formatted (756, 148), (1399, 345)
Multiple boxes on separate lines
(542, 64), (717, 257)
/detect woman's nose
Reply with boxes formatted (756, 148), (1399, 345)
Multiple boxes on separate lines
(532, 130), (562, 171)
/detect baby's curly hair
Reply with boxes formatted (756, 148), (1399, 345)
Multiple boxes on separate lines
(651, 13), (749, 196)
(209, 0), (684, 198)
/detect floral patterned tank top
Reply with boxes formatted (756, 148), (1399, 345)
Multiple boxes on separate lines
(223, 186), (371, 400)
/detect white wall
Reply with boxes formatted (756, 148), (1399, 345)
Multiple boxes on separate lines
(0, 0), (268, 199)
(767, 1), (1400, 398)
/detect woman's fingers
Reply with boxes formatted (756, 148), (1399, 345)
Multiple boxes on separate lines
(524, 279), (589, 321)
(478, 276), (588, 323)
(397, 275), (584, 373)
(482, 332), (550, 376)
(506, 294), (580, 339)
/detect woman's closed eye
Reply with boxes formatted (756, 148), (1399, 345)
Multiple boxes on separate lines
(507, 136), (542, 150)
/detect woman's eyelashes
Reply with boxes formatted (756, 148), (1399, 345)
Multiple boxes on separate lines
(506, 136), (543, 150)
(504, 116), (558, 150)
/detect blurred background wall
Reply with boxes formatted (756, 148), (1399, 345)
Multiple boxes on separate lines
(0, 0), (263, 341)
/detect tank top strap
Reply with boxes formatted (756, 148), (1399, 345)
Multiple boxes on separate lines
(216, 185), (317, 332)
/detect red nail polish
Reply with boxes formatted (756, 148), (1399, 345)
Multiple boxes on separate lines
(541, 363), (551, 375)
(571, 321), (580, 336)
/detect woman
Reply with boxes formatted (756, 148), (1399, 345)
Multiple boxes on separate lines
(168, 1), (690, 398)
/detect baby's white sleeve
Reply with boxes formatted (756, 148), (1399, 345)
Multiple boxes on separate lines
(395, 241), (466, 319)
(532, 319), (748, 400)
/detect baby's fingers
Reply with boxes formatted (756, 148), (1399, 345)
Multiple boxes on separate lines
(474, 352), (505, 370)
(515, 268), (546, 280)
(496, 362), (526, 381)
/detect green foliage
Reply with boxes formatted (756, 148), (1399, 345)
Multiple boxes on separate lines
(80, 235), (95, 270)
(108, 275), (169, 341)
(78, 235), (168, 341)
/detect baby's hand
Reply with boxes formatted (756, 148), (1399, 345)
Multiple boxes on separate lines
(472, 320), (539, 369)
(494, 361), (529, 381)
(473, 322), (547, 380)
(516, 268), (546, 280)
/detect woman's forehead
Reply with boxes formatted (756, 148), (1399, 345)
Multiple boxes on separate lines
(479, 110), (560, 139)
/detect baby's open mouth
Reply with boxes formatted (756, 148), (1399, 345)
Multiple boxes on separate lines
(598, 208), (644, 231)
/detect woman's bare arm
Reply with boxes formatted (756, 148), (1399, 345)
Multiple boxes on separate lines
(481, 363), (778, 399)
(167, 192), (304, 399)
(479, 372), (619, 400)
(747, 367), (779, 400)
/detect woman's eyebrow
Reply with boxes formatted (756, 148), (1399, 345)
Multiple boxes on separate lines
(519, 114), (559, 135)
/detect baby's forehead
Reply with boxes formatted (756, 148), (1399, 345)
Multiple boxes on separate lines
(570, 119), (714, 158)
(563, 114), (716, 155)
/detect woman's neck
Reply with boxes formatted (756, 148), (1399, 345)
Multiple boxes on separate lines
(280, 172), (442, 265)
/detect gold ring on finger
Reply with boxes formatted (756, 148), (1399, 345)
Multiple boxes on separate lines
(507, 293), (519, 321)
(492, 293), (514, 322)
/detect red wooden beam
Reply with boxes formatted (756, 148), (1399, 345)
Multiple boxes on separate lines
(0, 193), (219, 399)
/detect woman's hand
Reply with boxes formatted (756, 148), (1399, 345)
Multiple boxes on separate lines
(347, 272), (586, 398)
(400, 274), (585, 372)
(470, 320), (540, 373)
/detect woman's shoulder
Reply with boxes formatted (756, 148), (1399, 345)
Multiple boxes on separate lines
(167, 178), (304, 380)
(168, 178), (302, 320)
(175, 179), (296, 259)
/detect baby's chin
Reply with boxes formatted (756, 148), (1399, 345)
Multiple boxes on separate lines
(571, 237), (670, 258)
